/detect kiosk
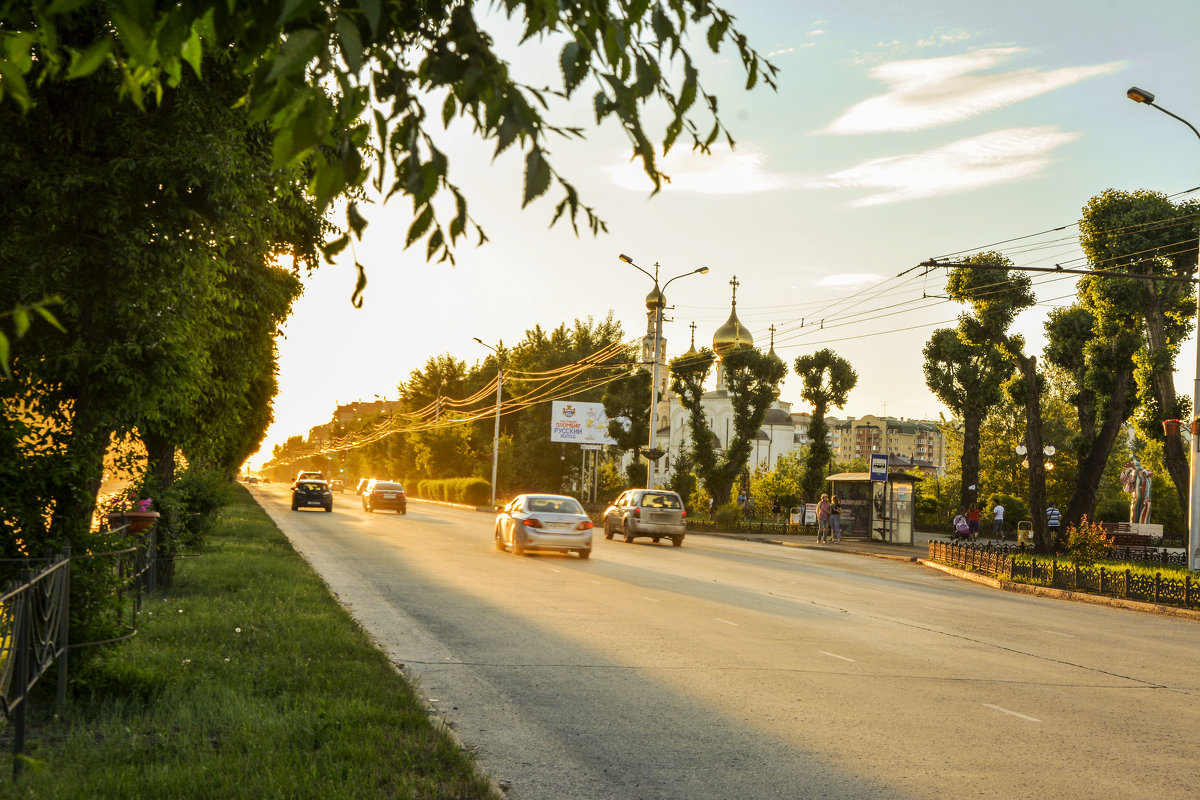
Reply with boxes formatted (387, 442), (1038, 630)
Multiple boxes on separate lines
(826, 471), (919, 545)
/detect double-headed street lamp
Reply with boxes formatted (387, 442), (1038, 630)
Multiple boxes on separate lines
(1127, 86), (1200, 570)
(618, 254), (709, 489)
(474, 337), (504, 508)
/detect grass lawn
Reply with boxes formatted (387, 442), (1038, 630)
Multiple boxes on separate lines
(4, 485), (498, 799)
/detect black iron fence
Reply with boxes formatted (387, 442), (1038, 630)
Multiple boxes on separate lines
(0, 527), (157, 779)
(928, 540), (1199, 611)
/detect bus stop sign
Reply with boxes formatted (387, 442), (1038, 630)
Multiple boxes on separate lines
(870, 453), (889, 482)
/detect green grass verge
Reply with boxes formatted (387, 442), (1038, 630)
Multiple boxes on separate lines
(5, 485), (497, 799)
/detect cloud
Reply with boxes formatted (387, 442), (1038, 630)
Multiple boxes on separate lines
(821, 48), (1124, 134)
(607, 143), (796, 194)
(813, 126), (1080, 206)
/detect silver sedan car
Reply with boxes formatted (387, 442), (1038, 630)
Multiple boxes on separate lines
(494, 494), (593, 559)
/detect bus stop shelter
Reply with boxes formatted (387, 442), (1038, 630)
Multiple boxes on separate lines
(826, 471), (919, 545)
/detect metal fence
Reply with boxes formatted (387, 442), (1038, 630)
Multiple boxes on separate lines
(928, 540), (1199, 610)
(0, 528), (156, 779)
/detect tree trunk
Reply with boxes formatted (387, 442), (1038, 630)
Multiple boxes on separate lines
(960, 411), (982, 512)
(1065, 367), (1133, 527)
(1015, 354), (1051, 552)
(141, 428), (177, 493)
(48, 384), (111, 547)
(1144, 289), (1190, 515)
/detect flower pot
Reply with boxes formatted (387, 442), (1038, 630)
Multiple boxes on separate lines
(107, 511), (160, 533)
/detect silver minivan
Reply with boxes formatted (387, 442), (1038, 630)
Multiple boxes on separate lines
(602, 489), (686, 546)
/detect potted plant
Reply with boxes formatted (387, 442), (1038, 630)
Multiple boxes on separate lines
(102, 491), (159, 533)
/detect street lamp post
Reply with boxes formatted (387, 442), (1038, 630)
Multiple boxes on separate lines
(475, 337), (503, 508)
(619, 254), (709, 489)
(1127, 86), (1200, 571)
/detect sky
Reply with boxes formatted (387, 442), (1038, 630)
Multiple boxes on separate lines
(247, 0), (1200, 470)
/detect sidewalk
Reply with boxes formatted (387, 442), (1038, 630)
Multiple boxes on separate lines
(696, 527), (948, 562)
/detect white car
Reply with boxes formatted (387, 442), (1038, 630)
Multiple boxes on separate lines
(494, 494), (593, 559)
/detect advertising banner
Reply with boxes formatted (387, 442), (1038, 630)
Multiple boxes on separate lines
(550, 401), (617, 445)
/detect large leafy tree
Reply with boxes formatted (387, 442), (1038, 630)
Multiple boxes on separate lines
(1077, 189), (1199, 517)
(602, 368), (652, 486)
(793, 349), (857, 502)
(1, 1), (777, 306)
(670, 346), (787, 505)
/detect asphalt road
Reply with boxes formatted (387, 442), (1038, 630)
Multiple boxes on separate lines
(251, 484), (1200, 800)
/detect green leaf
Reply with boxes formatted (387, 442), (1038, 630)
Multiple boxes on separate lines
(347, 202), (368, 238)
(321, 234), (350, 260)
(265, 29), (324, 84)
(406, 206), (434, 249)
(0, 332), (9, 378)
(442, 93), (457, 128)
(359, 0), (383, 37)
(522, 147), (551, 208)
(351, 262), (368, 308)
(336, 15), (363, 73)
(181, 26), (203, 78)
(706, 17), (730, 52)
(560, 41), (589, 96)
(13, 308), (29, 337)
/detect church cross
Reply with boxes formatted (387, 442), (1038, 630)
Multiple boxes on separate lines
(729, 275), (740, 304)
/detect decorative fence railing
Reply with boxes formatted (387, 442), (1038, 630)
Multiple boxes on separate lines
(0, 527), (157, 779)
(928, 540), (1199, 611)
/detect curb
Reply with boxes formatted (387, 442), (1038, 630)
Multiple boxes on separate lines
(918, 558), (1200, 620)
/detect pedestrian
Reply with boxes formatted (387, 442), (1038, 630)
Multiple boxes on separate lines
(772, 497), (781, 523)
(829, 494), (843, 542)
(816, 493), (832, 542)
(745, 495), (755, 520)
(992, 503), (1005, 540)
(708, 496), (714, 519)
(1046, 502), (1061, 544)
(952, 507), (969, 540)
(966, 502), (980, 541)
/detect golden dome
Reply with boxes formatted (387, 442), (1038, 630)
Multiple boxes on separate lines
(713, 274), (752, 356)
(645, 285), (665, 311)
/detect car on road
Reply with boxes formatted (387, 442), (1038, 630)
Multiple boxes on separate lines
(495, 494), (593, 558)
(329, 479), (344, 493)
(362, 480), (406, 514)
(355, 478), (371, 495)
(603, 489), (687, 546)
(293, 470), (323, 488)
(291, 479), (333, 512)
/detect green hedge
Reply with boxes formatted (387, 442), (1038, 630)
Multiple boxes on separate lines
(415, 478), (492, 506)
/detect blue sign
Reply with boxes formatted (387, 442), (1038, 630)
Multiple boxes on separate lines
(870, 453), (889, 482)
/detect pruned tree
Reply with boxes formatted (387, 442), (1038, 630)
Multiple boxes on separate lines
(793, 349), (857, 502)
(671, 347), (787, 505)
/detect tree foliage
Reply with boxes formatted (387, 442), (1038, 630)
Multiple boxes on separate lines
(793, 348), (857, 501)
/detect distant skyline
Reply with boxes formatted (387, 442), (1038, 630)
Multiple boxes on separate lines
(249, 0), (1200, 469)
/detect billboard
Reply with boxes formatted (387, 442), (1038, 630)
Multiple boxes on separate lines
(550, 401), (617, 445)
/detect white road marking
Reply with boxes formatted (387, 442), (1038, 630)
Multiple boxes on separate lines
(714, 618), (740, 626)
(1039, 630), (1076, 638)
(642, 596), (660, 602)
(983, 704), (1040, 722)
(818, 650), (856, 663)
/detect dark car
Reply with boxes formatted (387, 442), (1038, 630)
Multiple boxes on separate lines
(291, 479), (333, 512)
(603, 489), (686, 546)
(362, 480), (406, 514)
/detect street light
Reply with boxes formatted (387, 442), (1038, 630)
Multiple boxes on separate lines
(1127, 86), (1200, 571)
(475, 337), (503, 508)
(619, 254), (709, 488)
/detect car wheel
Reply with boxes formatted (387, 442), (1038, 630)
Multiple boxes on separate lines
(495, 527), (505, 551)
(623, 522), (635, 543)
(577, 549), (591, 559)
(603, 520), (614, 540)
(291, 503), (298, 511)
(672, 535), (684, 547)
(400, 508), (406, 515)
(512, 530), (526, 556)
(364, 503), (373, 513)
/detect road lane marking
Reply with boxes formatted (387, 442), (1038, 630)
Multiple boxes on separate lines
(818, 650), (856, 663)
(1039, 630), (1076, 638)
(714, 618), (739, 626)
(983, 704), (1040, 722)
(642, 596), (660, 602)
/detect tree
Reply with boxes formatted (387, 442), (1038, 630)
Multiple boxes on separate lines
(602, 368), (652, 485)
(1, 1), (778, 306)
(793, 349), (857, 502)
(670, 346), (787, 505)
(1077, 189), (1199, 518)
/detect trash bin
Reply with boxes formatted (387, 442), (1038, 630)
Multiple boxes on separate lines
(1017, 521), (1033, 545)
(789, 506), (803, 529)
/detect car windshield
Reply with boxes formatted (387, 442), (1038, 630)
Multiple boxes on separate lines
(296, 481), (326, 491)
(639, 492), (682, 509)
(372, 482), (403, 491)
(526, 496), (584, 515)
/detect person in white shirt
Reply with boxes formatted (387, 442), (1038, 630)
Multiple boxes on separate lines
(992, 504), (1005, 538)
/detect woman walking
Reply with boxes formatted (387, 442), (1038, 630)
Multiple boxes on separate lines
(816, 494), (832, 543)
(829, 494), (843, 542)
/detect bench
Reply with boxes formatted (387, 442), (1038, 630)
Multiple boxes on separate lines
(1102, 532), (1157, 550)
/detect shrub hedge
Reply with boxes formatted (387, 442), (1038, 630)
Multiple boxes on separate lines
(415, 478), (492, 506)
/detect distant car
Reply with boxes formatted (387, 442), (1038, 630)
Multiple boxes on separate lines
(293, 470), (323, 488)
(603, 489), (686, 546)
(247, 476), (259, 484)
(495, 494), (592, 558)
(329, 479), (344, 493)
(362, 480), (406, 514)
(291, 479), (333, 512)
(355, 478), (371, 495)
